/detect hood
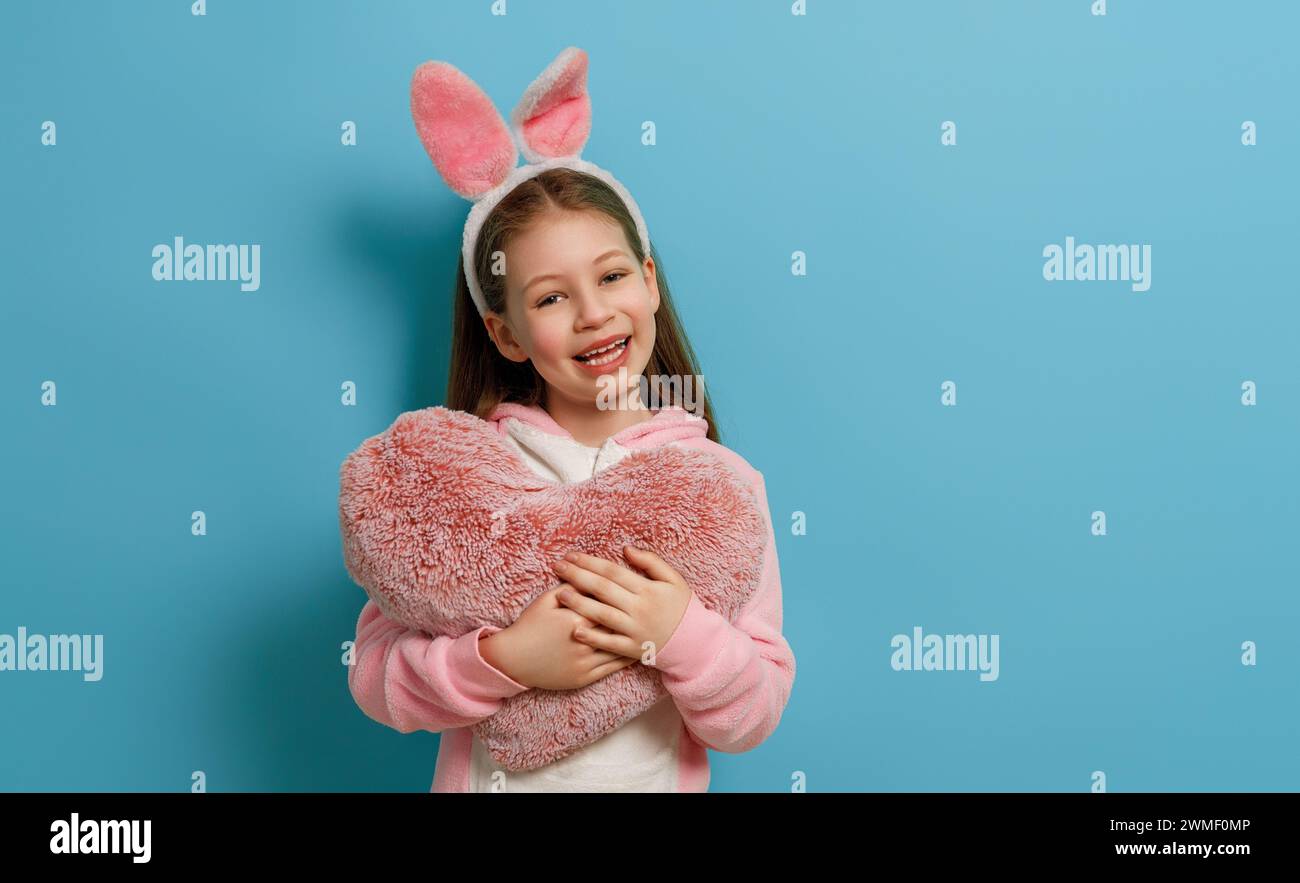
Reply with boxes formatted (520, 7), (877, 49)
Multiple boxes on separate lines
(486, 401), (709, 451)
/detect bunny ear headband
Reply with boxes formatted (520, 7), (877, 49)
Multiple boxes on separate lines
(410, 46), (651, 318)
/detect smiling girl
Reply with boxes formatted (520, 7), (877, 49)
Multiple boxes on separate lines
(345, 48), (795, 792)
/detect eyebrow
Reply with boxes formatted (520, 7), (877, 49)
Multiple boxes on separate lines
(522, 249), (628, 294)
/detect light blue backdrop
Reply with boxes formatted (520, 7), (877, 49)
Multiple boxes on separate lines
(2, 0), (1296, 792)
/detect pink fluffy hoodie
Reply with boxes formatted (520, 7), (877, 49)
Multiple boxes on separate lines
(345, 401), (796, 792)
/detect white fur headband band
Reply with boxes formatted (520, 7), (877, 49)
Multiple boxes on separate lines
(409, 46), (652, 318)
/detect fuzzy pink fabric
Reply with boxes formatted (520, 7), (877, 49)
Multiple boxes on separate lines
(511, 46), (591, 162)
(338, 406), (768, 771)
(410, 61), (518, 199)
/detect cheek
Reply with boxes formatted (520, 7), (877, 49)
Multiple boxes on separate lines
(615, 291), (654, 327)
(630, 301), (657, 336)
(528, 324), (573, 362)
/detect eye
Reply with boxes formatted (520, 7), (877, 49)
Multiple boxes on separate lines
(601, 271), (628, 285)
(536, 293), (563, 308)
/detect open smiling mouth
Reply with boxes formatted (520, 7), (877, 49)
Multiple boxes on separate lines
(573, 336), (630, 366)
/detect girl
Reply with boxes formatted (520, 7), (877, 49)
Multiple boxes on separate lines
(345, 48), (795, 792)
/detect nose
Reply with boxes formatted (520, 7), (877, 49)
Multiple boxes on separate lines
(572, 282), (615, 329)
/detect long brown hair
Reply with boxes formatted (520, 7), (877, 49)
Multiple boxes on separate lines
(444, 167), (720, 443)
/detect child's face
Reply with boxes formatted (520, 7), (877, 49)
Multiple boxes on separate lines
(484, 208), (660, 408)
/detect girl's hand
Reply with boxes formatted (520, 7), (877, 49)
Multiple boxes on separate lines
(482, 585), (637, 691)
(552, 546), (694, 665)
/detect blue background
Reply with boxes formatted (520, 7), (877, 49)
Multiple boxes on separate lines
(2, 0), (1296, 792)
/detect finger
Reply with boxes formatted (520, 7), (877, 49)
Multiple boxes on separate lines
(555, 584), (630, 633)
(554, 558), (635, 613)
(574, 624), (641, 659)
(575, 623), (619, 650)
(546, 582), (574, 606)
(586, 656), (637, 684)
(584, 647), (626, 665)
(561, 552), (647, 594)
(622, 545), (680, 584)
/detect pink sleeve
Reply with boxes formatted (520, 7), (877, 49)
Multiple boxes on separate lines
(650, 470), (796, 753)
(346, 598), (531, 734)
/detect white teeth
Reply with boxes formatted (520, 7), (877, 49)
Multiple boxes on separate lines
(577, 337), (628, 363)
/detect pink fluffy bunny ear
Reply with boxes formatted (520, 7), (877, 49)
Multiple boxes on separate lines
(510, 46), (591, 164)
(410, 60), (518, 200)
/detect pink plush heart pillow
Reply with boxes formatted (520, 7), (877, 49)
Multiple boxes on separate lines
(338, 406), (768, 771)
